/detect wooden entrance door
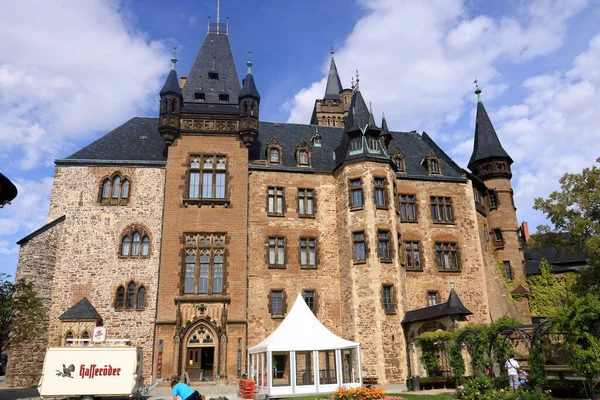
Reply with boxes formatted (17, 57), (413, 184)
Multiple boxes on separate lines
(187, 348), (202, 381)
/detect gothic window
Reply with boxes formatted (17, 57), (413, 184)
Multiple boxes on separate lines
(268, 237), (286, 268)
(298, 189), (315, 217)
(377, 231), (391, 261)
(399, 194), (417, 222)
(353, 232), (366, 262)
(295, 140), (311, 167)
(81, 330), (90, 346)
(187, 155), (227, 202)
(270, 149), (280, 163)
(374, 177), (387, 207)
(99, 173), (131, 205)
(299, 150), (309, 165)
(300, 238), (317, 268)
(430, 196), (454, 223)
(429, 159), (440, 174)
(349, 136), (362, 154)
(267, 139), (283, 165)
(382, 285), (395, 314)
(394, 157), (405, 172)
(435, 242), (460, 271)
(115, 282), (146, 311)
(350, 179), (363, 209)
(267, 187), (285, 215)
(65, 331), (74, 346)
(405, 242), (422, 270)
(182, 233), (227, 295)
(120, 226), (151, 258)
(367, 136), (379, 152)
(425, 151), (442, 175)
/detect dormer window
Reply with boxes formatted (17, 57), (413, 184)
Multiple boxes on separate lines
(267, 138), (283, 165)
(311, 133), (322, 147)
(295, 140), (311, 167)
(219, 94), (229, 102)
(429, 159), (440, 174)
(394, 157), (405, 172)
(208, 71), (219, 81)
(270, 149), (280, 163)
(194, 92), (205, 102)
(349, 136), (362, 154)
(299, 150), (309, 165)
(367, 136), (379, 152)
(425, 151), (441, 175)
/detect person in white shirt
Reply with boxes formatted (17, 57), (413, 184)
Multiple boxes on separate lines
(504, 354), (520, 390)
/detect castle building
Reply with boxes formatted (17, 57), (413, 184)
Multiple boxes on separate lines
(7, 16), (527, 387)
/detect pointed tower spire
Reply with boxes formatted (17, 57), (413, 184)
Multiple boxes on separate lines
(160, 48), (182, 97)
(467, 85), (513, 172)
(324, 48), (344, 101)
(239, 52), (260, 100)
(239, 51), (260, 148)
(344, 89), (370, 133)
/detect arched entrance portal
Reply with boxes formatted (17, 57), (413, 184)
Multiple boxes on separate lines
(182, 322), (218, 382)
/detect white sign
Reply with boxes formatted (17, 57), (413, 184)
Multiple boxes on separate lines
(92, 327), (106, 343)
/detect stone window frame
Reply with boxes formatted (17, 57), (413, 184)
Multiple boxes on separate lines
(427, 291), (439, 306)
(98, 172), (131, 206)
(349, 178), (364, 210)
(503, 261), (513, 281)
(295, 140), (312, 167)
(267, 236), (287, 269)
(404, 241), (423, 271)
(424, 150), (442, 175)
(299, 237), (318, 269)
(65, 330), (74, 346)
(493, 228), (504, 248)
(398, 194), (418, 222)
(377, 230), (392, 263)
(352, 230), (368, 264)
(430, 196), (454, 224)
(488, 190), (499, 210)
(268, 289), (287, 319)
(435, 242), (460, 271)
(184, 154), (229, 207)
(303, 289), (317, 314)
(114, 280), (147, 311)
(266, 138), (283, 165)
(373, 176), (389, 209)
(381, 284), (396, 315)
(297, 188), (316, 218)
(182, 232), (228, 295)
(267, 187), (286, 217)
(392, 148), (406, 173)
(119, 224), (152, 259)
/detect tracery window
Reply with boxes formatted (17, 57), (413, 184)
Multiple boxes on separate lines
(187, 155), (227, 202)
(99, 173), (130, 205)
(183, 233), (227, 295)
(120, 226), (151, 258)
(115, 281), (146, 311)
(435, 242), (460, 271)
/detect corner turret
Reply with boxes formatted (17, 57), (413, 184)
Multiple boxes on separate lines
(238, 53), (260, 147)
(158, 50), (183, 145)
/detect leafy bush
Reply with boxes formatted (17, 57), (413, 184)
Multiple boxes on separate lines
(331, 386), (387, 400)
(455, 376), (551, 400)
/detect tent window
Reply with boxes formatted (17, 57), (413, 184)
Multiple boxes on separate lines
(342, 348), (360, 383)
(272, 352), (290, 387)
(296, 351), (314, 385)
(318, 350), (337, 385)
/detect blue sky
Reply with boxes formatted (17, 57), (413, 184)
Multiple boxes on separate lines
(1, 0), (600, 278)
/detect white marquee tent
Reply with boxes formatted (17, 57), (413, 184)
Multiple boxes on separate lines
(248, 294), (362, 397)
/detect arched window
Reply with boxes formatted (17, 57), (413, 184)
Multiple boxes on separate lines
(132, 232), (141, 256)
(141, 236), (150, 256)
(127, 282), (136, 309)
(65, 331), (74, 346)
(121, 236), (131, 256)
(116, 286), (125, 309)
(81, 331), (90, 346)
(213, 250), (224, 293)
(137, 286), (146, 309)
(112, 176), (121, 198)
(102, 179), (111, 198)
(368, 136), (379, 151)
(121, 179), (130, 199)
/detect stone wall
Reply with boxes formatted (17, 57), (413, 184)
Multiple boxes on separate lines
(44, 165), (165, 383)
(6, 219), (63, 387)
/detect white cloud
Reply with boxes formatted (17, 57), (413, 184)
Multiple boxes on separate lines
(0, 0), (168, 170)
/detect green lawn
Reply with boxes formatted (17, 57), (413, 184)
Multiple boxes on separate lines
(394, 394), (454, 400)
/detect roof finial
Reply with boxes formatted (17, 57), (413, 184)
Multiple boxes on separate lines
(216, 0), (220, 32)
(171, 46), (178, 70)
(330, 46), (335, 57)
(450, 280), (455, 291)
(355, 70), (360, 91)
(247, 51), (253, 74)
(351, 76), (355, 90)
(474, 77), (482, 103)
(207, 16), (211, 34)
(369, 101), (373, 114)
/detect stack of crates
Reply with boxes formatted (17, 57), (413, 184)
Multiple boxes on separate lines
(238, 378), (256, 399)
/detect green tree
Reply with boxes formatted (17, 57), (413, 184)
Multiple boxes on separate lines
(533, 157), (600, 294)
(0, 273), (47, 353)
(552, 293), (600, 399)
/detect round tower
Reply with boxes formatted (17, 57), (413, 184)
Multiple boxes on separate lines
(158, 51), (182, 146)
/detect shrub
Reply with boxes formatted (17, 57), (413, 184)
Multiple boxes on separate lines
(331, 386), (386, 400)
(455, 376), (551, 400)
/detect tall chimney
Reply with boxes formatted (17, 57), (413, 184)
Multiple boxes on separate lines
(520, 221), (530, 242)
(179, 76), (187, 89)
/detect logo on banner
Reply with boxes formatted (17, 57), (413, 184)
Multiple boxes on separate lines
(92, 327), (107, 343)
(56, 364), (75, 378)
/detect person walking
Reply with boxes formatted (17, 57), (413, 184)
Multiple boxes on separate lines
(171, 379), (203, 400)
(504, 354), (520, 391)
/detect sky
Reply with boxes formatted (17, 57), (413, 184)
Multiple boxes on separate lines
(1, 0), (600, 278)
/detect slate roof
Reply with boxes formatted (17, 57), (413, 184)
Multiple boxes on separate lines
(239, 72), (260, 100)
(160, 69), (182, 97)
(250, 121), (465, 180)
(58, 297), (101, 321)
(181, 33), (241, 104)
(468, 100), (513, 169)
(57, 117), (166, 165)
(0, 172), (18, 205)
(324, 57), (343, 100)
(402, 289), (473, 324)
(524, 237), (589, 275)
(17, 215), (66, 245)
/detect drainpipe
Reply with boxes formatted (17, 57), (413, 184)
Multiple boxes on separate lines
(245, 170), (252, 375)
